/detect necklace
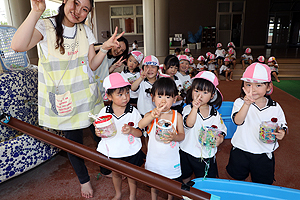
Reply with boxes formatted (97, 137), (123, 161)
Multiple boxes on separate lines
(161, 109), (171, 114)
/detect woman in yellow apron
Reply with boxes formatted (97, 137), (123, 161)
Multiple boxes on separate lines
(11, 0), (123, 198)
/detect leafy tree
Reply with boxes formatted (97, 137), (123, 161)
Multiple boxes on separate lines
(40, 9), (57, 19)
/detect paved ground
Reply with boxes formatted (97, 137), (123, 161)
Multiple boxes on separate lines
(0, 80), (299, 200)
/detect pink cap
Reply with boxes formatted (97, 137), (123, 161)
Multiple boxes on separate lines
(241, 63), (271, 83)
(184, 48), (191, 53)
(206, 52), (212, 58)
(103, 73), (131, 91)
(227, 42), (235, 48)
(209, 54), (216, 60)
(197, 55), (205, 61)
(130, 51), (144, 63)
(189, 57), (194, 64)
(143, 55), (159, 66)
(217, 43), (222, 48)
(224, 58), (230, 62)
(177, 55), (190, 62)
(159, 64), (164, 70)
(192, 71), (219, 87)
(228, 48), (234, 55)
(245, 48), (251, 54)
(268, 56), (276, 62)
(257, 56), (265, 63)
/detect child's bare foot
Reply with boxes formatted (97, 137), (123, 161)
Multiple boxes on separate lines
(230, 79), (234, 81)
(277, 80), (280, 83)
(112, 194), (121, 200)
(81, 181), (93, 198)
(226, 79), (229, 81)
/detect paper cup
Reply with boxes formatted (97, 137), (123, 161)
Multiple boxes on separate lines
(94, 115), (117, 138)
(155, 119), (173, 142)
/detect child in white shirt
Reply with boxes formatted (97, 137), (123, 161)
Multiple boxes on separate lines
(96, 73), (144, 200)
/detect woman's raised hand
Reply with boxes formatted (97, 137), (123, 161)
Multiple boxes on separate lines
(31, 0), (46, 13)
(102, 27), (125, 51)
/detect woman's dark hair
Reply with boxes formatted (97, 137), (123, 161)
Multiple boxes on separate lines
(186, 78), (222, 109)
(162, 55), (179, 74)
(106, 85), (131, 96)
(146, 77), (178, 98)
(239, 81), (271, 98)
(54, 0), (94, 54)
(109, 36), (129, 65)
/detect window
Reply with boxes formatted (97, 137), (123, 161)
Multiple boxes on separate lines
(0, 0), (8, 25)
(110, 5), (143, 35)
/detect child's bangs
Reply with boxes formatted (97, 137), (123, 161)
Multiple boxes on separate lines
(156, 84), (176, 97)
(193, 79), (215, 93)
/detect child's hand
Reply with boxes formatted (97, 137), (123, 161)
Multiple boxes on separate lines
(242, 86), (255, 105)
(162, 125), (177, 144)
(273, 129), (285, 140)
(121, 124), (132, 134)
(140, 67), (150, 79)
(31, 0), (46, 13)
(214, 134), (224, 147)
(94, 126), (101, 137)
(192, 93), (202, 109)
(102, 27), (125, 51)
(151, 101), (168, 119)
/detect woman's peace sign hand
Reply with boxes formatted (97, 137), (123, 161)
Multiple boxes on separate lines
(102, 27), (125, 51)
(31, 0), (46, 13)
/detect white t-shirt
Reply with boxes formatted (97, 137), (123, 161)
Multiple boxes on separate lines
(196, 64), (207, 71)
(173, 75), (183, 107)
(180, 104), (227, 158)
(231, 97), (287, 154)
(219, 64), (230, 74)
(176, 71), (191, 91)
(215, 49), (226, 58)
(121, 70), (140, 99)
(96, 103), (142, 158)
(136, 78), (156, 116)
(35, 18), (96, 58)
(241, 54), (253, 61)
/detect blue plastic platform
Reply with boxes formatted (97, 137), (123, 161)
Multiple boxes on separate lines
(217, 101), (237, 139)
(192, 178), (300, 200)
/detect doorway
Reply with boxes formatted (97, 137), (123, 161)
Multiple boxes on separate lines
(216, 1), (245, 48)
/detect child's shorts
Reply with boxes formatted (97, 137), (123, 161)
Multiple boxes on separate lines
(220, 71), (232, 77)
(119, 149), (145, 167)
(226, 147), (275, 185)
(179, 150), (218, 179)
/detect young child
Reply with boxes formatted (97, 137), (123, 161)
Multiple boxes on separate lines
(121, 51), (144, 105)
(226, 63), (287, 185)
(138, 77), (185, 200)
(196, 55), (208, 72)
(184, 48), (192, 57)
(256, 55), (265, 64)
(219, 58), (234, 81)
(162, 55), (184, 113)
(96, 73), (144, 200)
(174, 47), (181, 56)
(241, 48), (253, 70)
(207, 54), (219, 79)
(268, 56), (280, 82)
(226, 42), (237, 69)
(180, 71), (226, 183)
(131, 55), (159, 116)
(215, 43), (226, 67)
(132, 40), (138, 50)
(176, 55), (192, 92)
